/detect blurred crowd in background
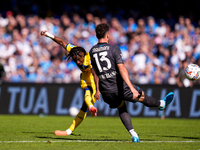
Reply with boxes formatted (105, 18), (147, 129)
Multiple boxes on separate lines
(0, 0), (200, 87)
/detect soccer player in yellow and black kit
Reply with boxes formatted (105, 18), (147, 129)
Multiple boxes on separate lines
(41, 31), (100, 136)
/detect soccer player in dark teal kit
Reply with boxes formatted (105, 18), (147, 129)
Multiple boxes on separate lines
(90, 23), (174, 143)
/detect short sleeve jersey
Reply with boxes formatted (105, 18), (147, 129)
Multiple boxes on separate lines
(89, 42), (129, 94)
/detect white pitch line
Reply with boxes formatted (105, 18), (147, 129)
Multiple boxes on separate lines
(0, 140), (200, 143)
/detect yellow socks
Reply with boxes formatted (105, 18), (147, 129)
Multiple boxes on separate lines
(85, 89), (97, 117)
(85, 89), (93, 108)
(68, 110), (87, 132)
(67, 89), (96, 135)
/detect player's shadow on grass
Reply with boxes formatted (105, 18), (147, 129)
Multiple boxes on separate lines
(36, 135), (130, 142)
(161, 135), (200, 140)
(138, 139), (156, 141)
(22, 131), (53, 134)
(36, 133), (81, 138)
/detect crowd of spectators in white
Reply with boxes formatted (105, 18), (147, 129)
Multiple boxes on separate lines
(0, 8), (200, 87)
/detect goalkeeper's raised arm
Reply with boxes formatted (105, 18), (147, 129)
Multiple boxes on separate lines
(41, 31), (68, 50)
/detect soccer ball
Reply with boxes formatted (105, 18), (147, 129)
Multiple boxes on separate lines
(69, 107), (79, 117)
(185, 64), (200, 81)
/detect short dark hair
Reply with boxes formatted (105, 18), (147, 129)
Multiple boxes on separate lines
(66, 46), (86, 60)
(95, 23), (110, 39)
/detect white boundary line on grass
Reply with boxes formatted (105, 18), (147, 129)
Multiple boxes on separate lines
(0, 140), (200, 143)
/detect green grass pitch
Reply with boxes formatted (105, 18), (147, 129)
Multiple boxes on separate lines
(0, 115), (199, 150)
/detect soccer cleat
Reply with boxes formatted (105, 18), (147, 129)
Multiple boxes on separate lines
(132, 135), (140, 143)
(90, 106), (97, 117)
(54, 130), (68, 136)
(159, 92), (174, 111)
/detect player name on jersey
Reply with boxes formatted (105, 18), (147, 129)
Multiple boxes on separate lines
(92, 46), (109, 52)
(99, 71), (117, 79)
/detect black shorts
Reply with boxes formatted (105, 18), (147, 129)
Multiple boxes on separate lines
(101, 85), (142, 108)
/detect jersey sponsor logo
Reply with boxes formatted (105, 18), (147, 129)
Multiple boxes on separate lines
(92, 46), (109, 53)
(98, 71), (117, 79)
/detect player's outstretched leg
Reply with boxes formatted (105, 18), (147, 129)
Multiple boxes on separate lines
(55, 109), (87, 136)
(159, 92), (174, 111)
(139, 89), (174, 111)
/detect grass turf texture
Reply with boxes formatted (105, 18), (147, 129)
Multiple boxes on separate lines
(0, 115), (199, 150)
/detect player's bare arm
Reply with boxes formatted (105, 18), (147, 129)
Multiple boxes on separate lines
(91, 68), (100, 101)
(41, 31), (68, 49)
(117, 63), (140, 100)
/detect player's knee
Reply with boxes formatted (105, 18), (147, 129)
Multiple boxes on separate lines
(84, 88), (91, 96)
(137, 91), (145, 102)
